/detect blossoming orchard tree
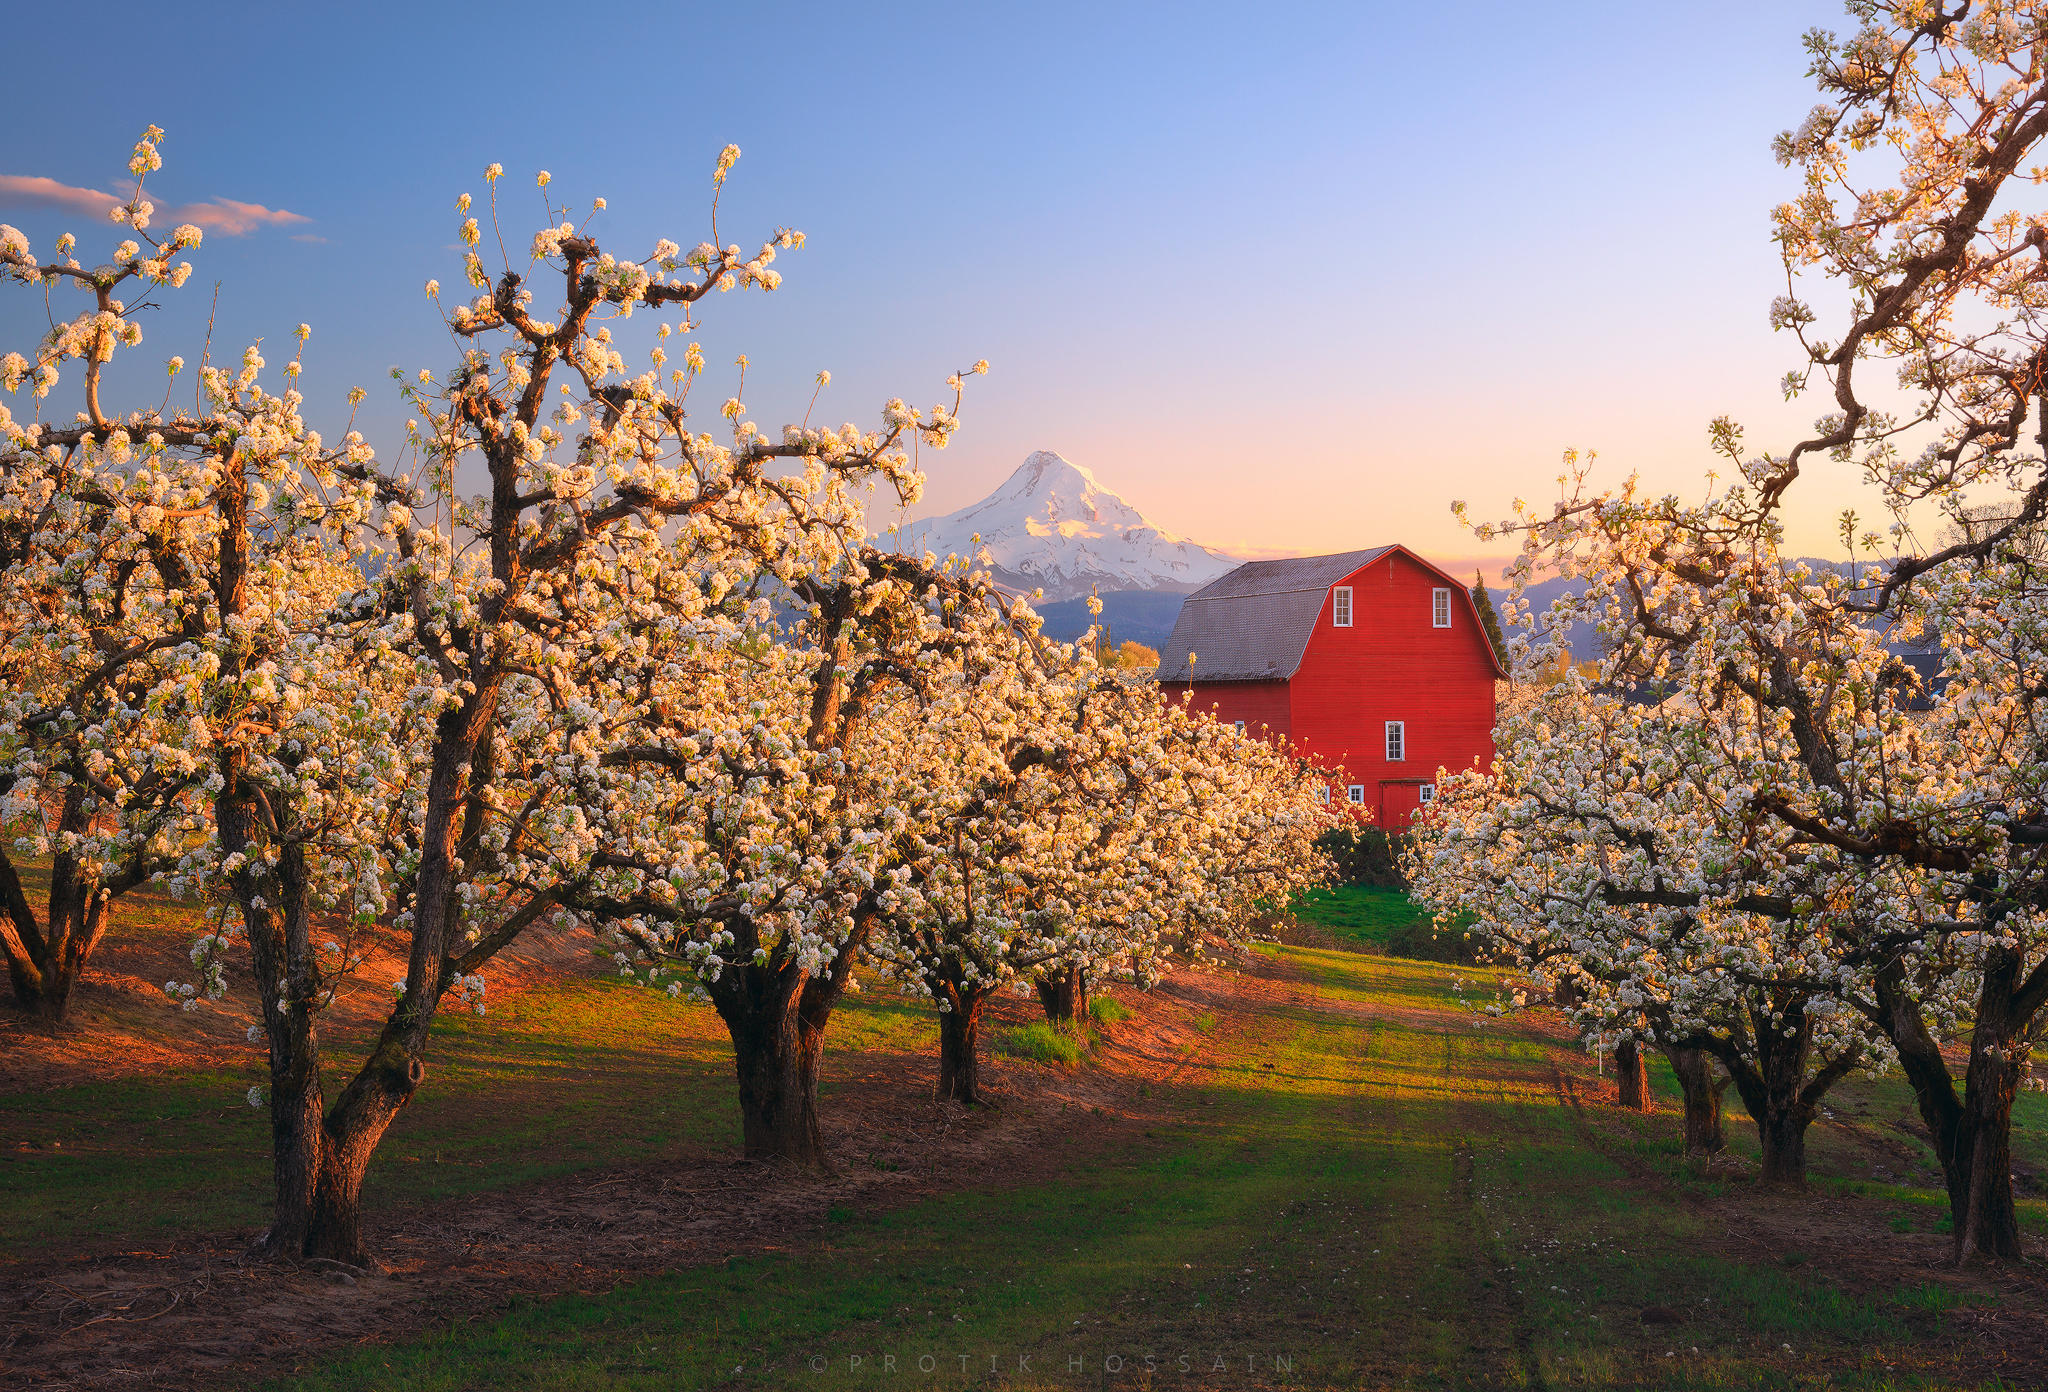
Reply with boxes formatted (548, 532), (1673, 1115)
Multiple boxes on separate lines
(558, 544), (1017, 1163)
(574, 536), (1330, 1135)
(0, 131), (226, 1020)
(1043, 677), (1333, 999)
(245, 150), (988, 1257)
(863, 641), (1329, 1105)
(0, 131), (427, 1262)
(1439, 0), (2048, 1261)
(1409, 676), (1887, 1183)
(2, 130), (989, 1263)
(856, 605), (1094, 1107)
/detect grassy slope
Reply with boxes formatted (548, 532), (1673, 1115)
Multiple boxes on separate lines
(1288, 885), (1429, 950)
(1, 976), (936, 1251)
(1288, 884), (1479, 963)
(260, 949), (2044, 1392)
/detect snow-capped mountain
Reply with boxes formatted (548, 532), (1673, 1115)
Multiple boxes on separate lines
(894, 450), (1232, 602)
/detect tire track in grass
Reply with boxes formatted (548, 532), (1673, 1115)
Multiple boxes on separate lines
(1450, 1025), (1589, 1391)
(1290, 954), (1529, 1388)
(1318, 953), (1558, 1388)
(1065, 951), (1465, 1387)
(1452, 1135), (1546, 1391)
(1091, 971), (1400, 1387)
(1434, 1020), (1545, 1391)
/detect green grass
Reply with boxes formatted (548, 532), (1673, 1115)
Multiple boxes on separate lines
(992, 1021), (1084, 1066)
(1085, 995), (1132, 1026)
(1288, 884), (1424, 940)
(1289, 885), (1486, 961)
(259, 946), (2034, 1391)
(12, 889), (2045, 1391)
(1, 975), (935, 1253)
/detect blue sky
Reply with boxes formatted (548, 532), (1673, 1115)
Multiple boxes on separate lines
(2, 1), (1861, 573)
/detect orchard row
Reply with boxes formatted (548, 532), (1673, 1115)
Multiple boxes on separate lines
(0, 138), (1329, 1268)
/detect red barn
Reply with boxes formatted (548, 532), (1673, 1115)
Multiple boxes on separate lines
(1156, 546), (1505, 827)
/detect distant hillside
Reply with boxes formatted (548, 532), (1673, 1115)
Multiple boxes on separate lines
(1033, 589), (1187, 651)
(1503, 574), (1597, 657)
(1506, 559), (1913, 662)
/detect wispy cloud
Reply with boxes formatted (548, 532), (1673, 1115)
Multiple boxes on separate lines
(182, 196), (310, 236)
(0, 174), (120, 218)
(0, 173), (310, 236)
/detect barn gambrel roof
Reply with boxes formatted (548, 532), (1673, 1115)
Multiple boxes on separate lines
(1155, 548), (1391, 683)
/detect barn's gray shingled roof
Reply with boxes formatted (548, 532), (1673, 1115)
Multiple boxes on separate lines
(1155, 548), (1391, 683)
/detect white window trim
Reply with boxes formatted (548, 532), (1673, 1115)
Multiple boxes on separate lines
(1432, 587), (1452, 628)
(1385, 720), (1405, 762)
(1233, 719), (1247, 735)
(1332, 586), (1353, 627)
(1419, 783), (1436, 804)
(1347, 784), (1365, 805)
(1315, 785), (1331, 805)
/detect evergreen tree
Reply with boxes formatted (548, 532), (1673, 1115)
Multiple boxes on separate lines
(1471, 572), (1508, 674)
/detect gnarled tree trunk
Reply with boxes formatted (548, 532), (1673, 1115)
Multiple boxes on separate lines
(1872, 955), (2026, 1261)
(936, 984), (994, 1105)
(0, 883), (105, 1021)
(1954, 1040), (2023, 1262)
(0, 785), (127, 1022)
(1754, 1107), (1809, 1186)
(707, 915), (868, 1168)
(1725, 1020), (1813, 1186)
(256, 1039), (421, 1267)
(1704, 1001), (1861, 1189)
(1615, 1038), (1652, 1112)
(716, 963), (830, 1166)
(233, 801), (427, 1266)
(1035, 964), (1087, 1025)
(1665, 1045), (1726, 1154)
(1873, 961), (1966, 1214)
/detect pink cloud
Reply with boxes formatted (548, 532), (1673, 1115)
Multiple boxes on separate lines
(179, 196), (309, 236)
(0, 174), (120, 217)
(0, 173), (309, 236)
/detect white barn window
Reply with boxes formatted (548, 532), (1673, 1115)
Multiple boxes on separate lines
(1315, 785), (1331, 805)
(1385, 721), (1405, 761)
(1332, 586), (1353, 627)
(1432, 587), (1452, 628)
(1234, 720), (1247, 735)
(1347, 784), (1365, 805)
(1419, 783), (1436, 805)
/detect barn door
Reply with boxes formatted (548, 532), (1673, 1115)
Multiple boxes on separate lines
(1379, 782), (1422, 829)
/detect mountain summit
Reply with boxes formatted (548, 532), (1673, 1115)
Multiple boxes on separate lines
(896, 450), (1232, 602)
